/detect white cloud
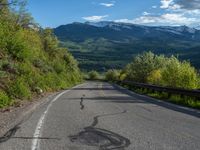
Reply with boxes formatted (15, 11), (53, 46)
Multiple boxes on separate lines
(143, 12), (150, 16)
(114, 0), (200, 27)
(115, 13), (198, 26)
(100, 2), (114, 7)
(82, 15), (108, 22)
(160, 0), (174, 9)
(162, 13), (196, 24)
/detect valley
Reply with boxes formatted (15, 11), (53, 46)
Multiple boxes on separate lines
(54, 21), (200, 71)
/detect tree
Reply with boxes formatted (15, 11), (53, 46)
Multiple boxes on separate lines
(161, 57), (199, 89)
(0, 0), (11, 20)
(14, 0), (36, 28)
(0, 0), (14, 8)
(124, 52), (199, 89)
(125, 52), (165, 83)
(42, 28), (59, 56)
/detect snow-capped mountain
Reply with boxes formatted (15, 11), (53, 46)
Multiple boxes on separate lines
(54, 21), (200, 71)
(54, 21), (200, 43)
(85, 21), (198, 35)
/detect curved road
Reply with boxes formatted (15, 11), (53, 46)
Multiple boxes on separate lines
(0, 81), (200, 150)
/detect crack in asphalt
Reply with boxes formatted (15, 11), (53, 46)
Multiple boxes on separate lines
(0, 109), (36, 143)
(69, 96), (131, 150)
(0, 125), (20, 143)
(80, 94), (86, 110)
(80, 97), (84, 110)
(90, 110), (127, 128)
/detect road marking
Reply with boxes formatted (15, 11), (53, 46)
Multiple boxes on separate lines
(31, 91), (67, 150)
(31, 84), (84, 150)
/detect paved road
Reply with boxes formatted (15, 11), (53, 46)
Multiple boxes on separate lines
(0, 81), (200, 150)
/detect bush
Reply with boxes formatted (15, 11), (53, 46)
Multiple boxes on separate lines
(8, 78), (31, 99)
(0, 90), (12, 108)
(53, 61), (65, 74)
(124, 52), (199, 89)
(161, 57), (198, 89)
(105, 70), (120, 81)
(125, 52), (166, 83)
(147, 69), (162, 85)
(88, 71), (99, 80)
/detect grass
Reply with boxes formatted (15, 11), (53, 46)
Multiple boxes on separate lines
(0, 90), (13, 108)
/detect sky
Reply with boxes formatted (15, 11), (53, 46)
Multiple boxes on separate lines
(27, 0), (200, 28)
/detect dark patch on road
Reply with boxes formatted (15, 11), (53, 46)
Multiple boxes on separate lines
(80, 98), (84, 110)
(69, 109), (131, 150)
(69, 127), (130, 150)
(0, 125), (20, 143)
(80, 94), (85, 110)
(90, 110), (127, 128)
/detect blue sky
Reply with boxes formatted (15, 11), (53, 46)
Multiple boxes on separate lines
(27, 0), (200, 28)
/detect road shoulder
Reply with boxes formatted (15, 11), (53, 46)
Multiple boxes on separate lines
(0, 92), (59, 137)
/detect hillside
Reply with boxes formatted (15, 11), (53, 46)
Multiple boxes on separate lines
(54, 21), (200, 71)
(0, 2), (82, 108)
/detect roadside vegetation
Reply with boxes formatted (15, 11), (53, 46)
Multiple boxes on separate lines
(0, 0), (82, 108)
(105, 51), (200, 90)
(105, 52), (200, 109)
(88, 71), (100, 80)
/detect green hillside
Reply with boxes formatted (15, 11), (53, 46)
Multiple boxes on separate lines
(0, 1), (82, 108)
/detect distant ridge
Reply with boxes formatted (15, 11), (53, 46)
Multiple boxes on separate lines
(54, 21), (200, 71)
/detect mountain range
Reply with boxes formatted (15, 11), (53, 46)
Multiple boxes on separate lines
(54, 21), (200, 71)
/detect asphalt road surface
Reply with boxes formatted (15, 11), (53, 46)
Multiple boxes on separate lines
(0, 81), (200, 150)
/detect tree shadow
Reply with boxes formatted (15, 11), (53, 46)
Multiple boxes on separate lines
(71, 88), (119, 91)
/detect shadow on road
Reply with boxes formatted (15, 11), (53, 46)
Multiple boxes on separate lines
(70, 83), (200, 119)
(111, 84), (200, 119)
(71, 88), (119, 91)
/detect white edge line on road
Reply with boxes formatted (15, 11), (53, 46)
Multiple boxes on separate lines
(31, 83), (84, 150)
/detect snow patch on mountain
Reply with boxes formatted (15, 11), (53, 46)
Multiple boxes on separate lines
(85, 21), (197, 35)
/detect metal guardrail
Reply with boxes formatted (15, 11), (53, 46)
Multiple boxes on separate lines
(117, 80), (200, 99)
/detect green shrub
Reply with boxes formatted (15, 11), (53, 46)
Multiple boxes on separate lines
(0, 71), (8, 78)
(0, 90), (12, 108)
(88, 71), (99, 80)
(125, 52), (166, 83)
(147, 69), (162, 85)
(17, 62), (33, 75)
(124, 52), (199, 90)
(161, 57), (198, 89)
(8, 78), (31, 99)
(105, 69), (120, 81)
(53, 61), (65, 74)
